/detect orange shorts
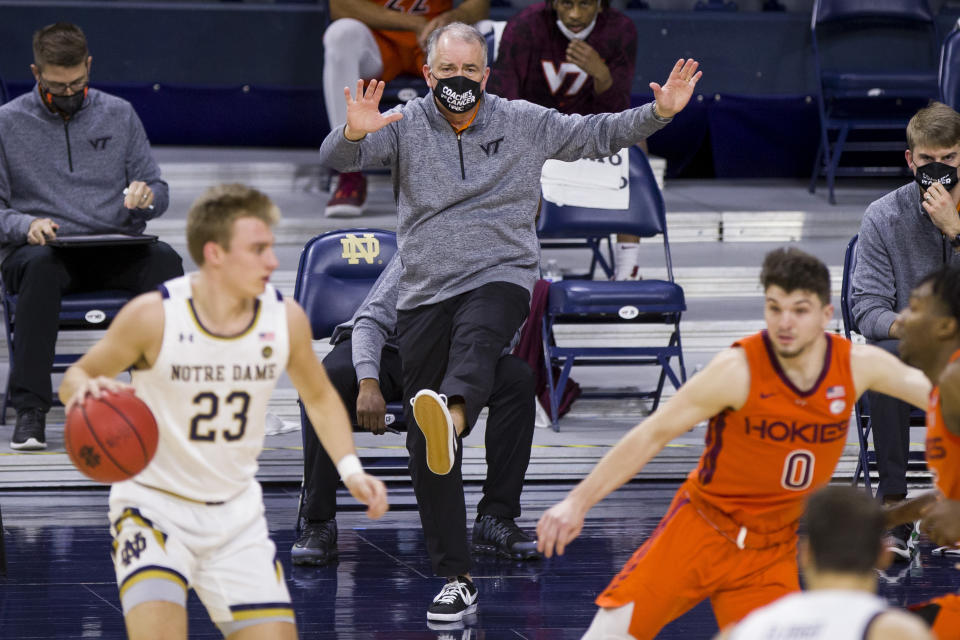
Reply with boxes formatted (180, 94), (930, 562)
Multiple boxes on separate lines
(373, 30), (426, 82)
(595, 487), (800, 640)
(910, 592), (960, 639)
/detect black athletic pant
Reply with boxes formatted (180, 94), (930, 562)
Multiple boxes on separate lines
(301, 338), (403, 521)
(1, 242), (183, 413)
(302, 336), (536, 540)
(867, 338), (913, 501)
(397, 281), (533, 577)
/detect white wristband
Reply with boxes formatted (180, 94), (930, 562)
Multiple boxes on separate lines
(336, 453), (363, 481)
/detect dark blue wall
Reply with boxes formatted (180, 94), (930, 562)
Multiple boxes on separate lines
(0, 1), (956, 175)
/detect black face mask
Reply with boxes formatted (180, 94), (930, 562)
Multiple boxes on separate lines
(914, 161), (959, 192)
(431, 74), (481, 114)
(40, 85), (87, 117)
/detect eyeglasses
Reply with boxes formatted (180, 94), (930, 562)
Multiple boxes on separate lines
(40, 75), (88, 96)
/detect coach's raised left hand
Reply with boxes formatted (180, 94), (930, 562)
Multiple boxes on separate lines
(650, 58), (702, 119)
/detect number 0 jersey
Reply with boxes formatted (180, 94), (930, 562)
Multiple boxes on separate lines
(121, 274), (290, 503)
(925, 349), (960, 500)
(688, 331), (856, 533)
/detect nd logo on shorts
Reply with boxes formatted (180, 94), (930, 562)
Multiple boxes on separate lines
(340, 233), (381, 265)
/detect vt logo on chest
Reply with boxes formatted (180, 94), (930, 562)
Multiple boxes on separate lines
(541, 61), (589, 96)
(88, 136), (111, 150)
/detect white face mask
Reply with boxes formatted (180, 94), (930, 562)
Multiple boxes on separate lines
(555, 15), (598, 41)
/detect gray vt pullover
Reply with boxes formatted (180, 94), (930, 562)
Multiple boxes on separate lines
(0, 87), (169, 264)
(318, 93), (670, 310)
(851, 181), (960, 340)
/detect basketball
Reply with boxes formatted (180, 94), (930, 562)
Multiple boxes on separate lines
(64, 389), (159, 484)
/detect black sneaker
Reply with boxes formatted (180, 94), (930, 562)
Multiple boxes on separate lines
(885, 521), (919, 563)
(472, 514), (542, 560)
(291, 518), (338, 566)
(11, 408), (46, 451)
(427, 577), (478, 622)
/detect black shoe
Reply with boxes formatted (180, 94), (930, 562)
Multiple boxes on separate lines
(472, 514), (542, 561)
(291, 518), (338, 566)
(11, 408), (46, 451)
(427, 576), (478, 622)
(885, 521), (919, 563)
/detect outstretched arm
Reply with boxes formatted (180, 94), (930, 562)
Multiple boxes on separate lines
(286, 300), (388, 519)
(536, 347), (748, 557)
(851, 343), (931, 410)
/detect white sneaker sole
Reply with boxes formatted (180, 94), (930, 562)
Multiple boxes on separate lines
(412, 390), (454, 475)
(10, 437), (46, 451)
(323, 203), (364, 218)
(427, 602), (477, 622)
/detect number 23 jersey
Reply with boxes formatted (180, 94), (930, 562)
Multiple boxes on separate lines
(126, 274), (290, 503)
(688, 331), (856, 533)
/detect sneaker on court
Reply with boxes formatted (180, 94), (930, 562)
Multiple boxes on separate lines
(291, 518), (338, 566)
(427, 576), (478, 622)
(11, 408), (46, 451)
(412, 389), (456, 475)
(324, 171), (367, 218)
(885, 521), (918, 563)
(472, 514), (542, 561)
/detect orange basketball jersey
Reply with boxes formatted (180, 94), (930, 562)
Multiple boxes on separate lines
(925, 349), (960, 501)
(370, 0), (454, 80)
(687, 331), (856, 533)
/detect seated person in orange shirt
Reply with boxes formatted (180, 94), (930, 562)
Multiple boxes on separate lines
(322, 0), (489, 218)
(537, 247), (931, 640)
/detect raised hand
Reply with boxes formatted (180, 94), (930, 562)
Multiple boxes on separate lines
(343, 79), (404, 141)
(649, 58), (702, 119)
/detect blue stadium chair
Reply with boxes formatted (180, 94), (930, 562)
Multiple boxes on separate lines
(840, 234), (873, 492)
(940, 25), (960, 110)
(292, 228), (402, 431)
(539, 147), (687, 430)
(0, 287), (133, 424)
(809, 0), (940, 204)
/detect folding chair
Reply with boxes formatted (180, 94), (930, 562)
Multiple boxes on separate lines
(0, 286), (133, 423)
(940, 25), (960, 110)
(539, 147), (687, 430)
(840, 234), (874, 492)
(809, 0), (940, 204)
(292, 228), (403, 432)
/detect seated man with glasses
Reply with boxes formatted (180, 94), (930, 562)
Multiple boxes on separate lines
(0, 21), (183, 450)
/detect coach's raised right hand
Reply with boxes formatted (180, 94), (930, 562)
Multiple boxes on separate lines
(344, 472), (389, 520)
(343, 79), (404, 141)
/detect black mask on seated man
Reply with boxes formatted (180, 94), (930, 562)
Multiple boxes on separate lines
(40, 84), (88, 117)
(432, 74), (481, 114)
(914, 161), (959, 193)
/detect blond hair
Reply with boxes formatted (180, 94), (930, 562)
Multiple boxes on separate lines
(186, 184), (280, 266)
(906, 101), (960, 151)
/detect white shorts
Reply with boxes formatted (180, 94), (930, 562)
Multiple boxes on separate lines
(108, 480), (293, 634)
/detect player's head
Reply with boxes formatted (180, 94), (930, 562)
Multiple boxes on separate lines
(801, 486), (887, 581)
(897, 264), (960, 371)
(905, 102), (960, 194)
(423, 23), (489, 115)
(187, 184), (280, 293)
(760, 248), (833, 359)
(553, 0), (605, 34)
(31, 23), (91, 115)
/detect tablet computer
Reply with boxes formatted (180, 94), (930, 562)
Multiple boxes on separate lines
(46, 233), (159, 248)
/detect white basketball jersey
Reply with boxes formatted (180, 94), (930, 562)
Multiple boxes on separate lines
(122, 274), (289, 503)
(729, 590), (888, 640)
